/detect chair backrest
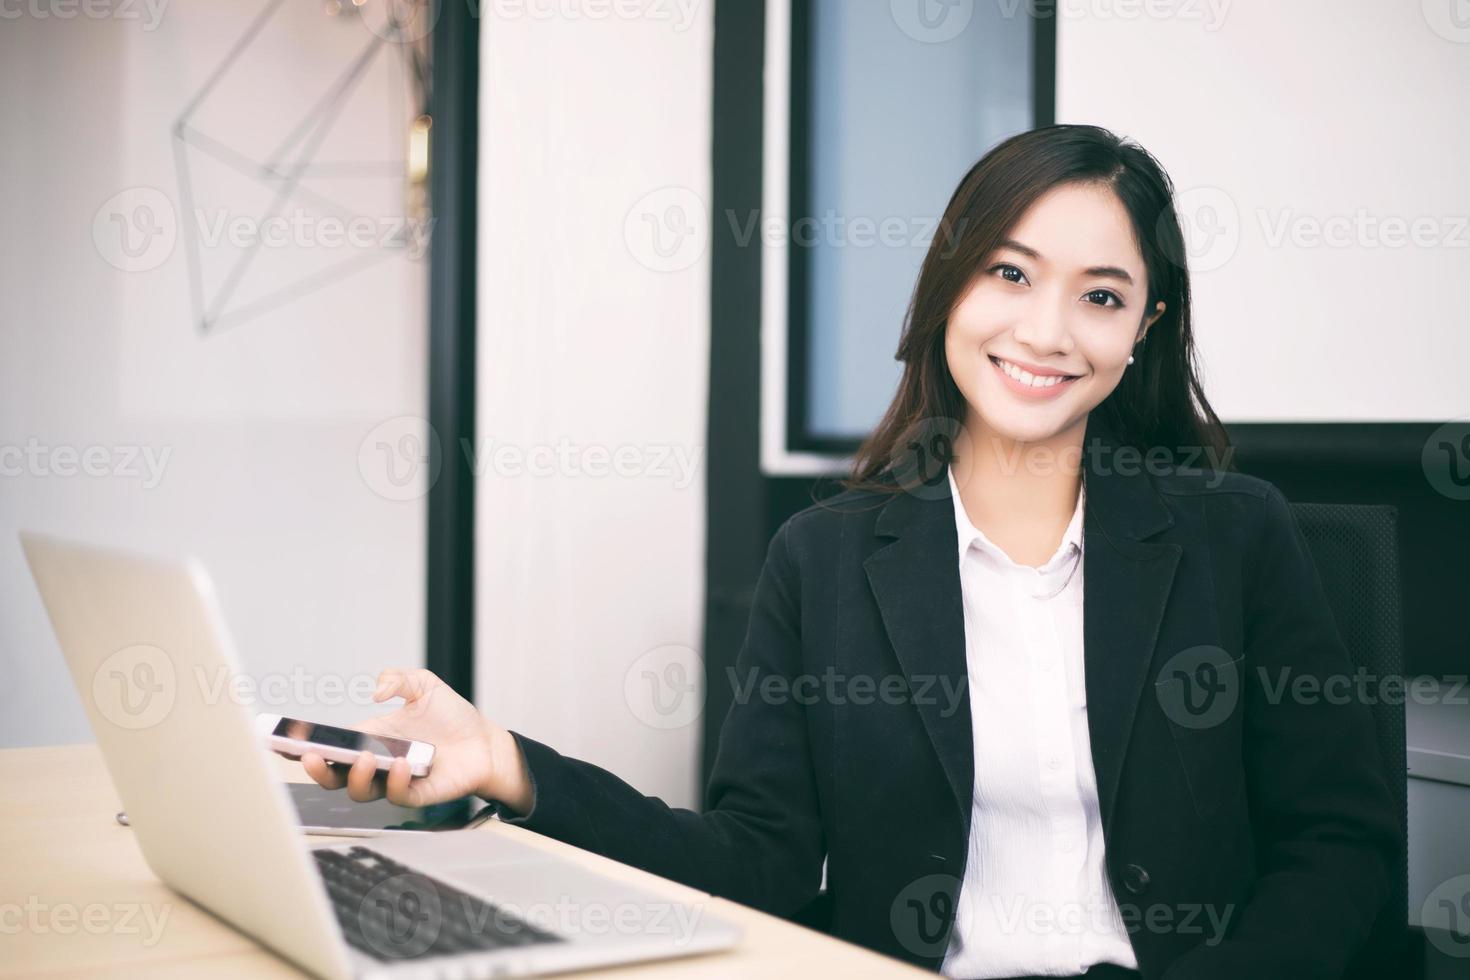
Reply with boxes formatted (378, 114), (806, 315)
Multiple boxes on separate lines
(1288, 502), (1409, 976)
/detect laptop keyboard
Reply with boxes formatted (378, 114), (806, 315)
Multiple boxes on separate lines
(313, 846), (565, 962)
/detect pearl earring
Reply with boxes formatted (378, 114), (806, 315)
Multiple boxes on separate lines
(1127, 355), (1135, 365)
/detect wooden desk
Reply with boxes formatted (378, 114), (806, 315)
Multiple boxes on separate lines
(1, 744), (927, 979)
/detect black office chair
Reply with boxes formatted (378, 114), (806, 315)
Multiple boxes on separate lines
(1290, 502), (1411, 978)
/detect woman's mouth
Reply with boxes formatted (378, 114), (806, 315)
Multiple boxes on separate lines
(988, 355), (1081, 400)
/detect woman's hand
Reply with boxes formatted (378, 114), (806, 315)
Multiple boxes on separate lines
(297, 668), (533, 815)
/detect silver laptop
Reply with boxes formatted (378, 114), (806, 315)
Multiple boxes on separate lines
(21, 531), (741, 980)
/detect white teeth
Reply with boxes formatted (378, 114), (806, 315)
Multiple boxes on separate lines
(995, 357), (1070, 389)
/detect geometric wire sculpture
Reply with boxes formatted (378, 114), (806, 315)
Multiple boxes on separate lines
(171, 0), (430, 333)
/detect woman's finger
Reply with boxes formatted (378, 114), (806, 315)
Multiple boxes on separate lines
(382, 757), (419, 808)
(345, 750), (385, 803)
(302, 752), (347, 790)
(372, 667), (439, 706)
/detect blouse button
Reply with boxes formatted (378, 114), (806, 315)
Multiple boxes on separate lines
(1121, 863), (1152, 895)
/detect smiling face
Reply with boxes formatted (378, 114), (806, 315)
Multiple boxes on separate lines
(944, 181), (1166, 447)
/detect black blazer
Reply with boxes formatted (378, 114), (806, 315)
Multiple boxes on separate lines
(497, 413), (1400, 979)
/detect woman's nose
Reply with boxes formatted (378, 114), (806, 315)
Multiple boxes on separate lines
(1010, 294), (1073, 355)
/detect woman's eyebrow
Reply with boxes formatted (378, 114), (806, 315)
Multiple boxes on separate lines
(997, 238), (1136, 285)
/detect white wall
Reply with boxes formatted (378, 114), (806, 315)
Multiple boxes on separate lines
(474, 5), (712, 809)
(1057, 0), (1469, 422)
(1, 2), (428, 746)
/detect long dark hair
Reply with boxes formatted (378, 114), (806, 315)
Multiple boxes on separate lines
(846, 124), (1230, 492)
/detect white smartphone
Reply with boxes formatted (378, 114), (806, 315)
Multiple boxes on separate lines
(254, 713), (435, 777)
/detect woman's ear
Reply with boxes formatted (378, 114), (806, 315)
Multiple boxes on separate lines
(1138, 300), (1167, 343)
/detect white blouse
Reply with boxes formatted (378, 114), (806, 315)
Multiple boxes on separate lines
(941, 466), (1138, 979)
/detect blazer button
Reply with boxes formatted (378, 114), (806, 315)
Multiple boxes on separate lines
(1121, 863), (1151, 894)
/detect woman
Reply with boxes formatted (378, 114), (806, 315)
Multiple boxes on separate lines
(302, 125), (1399, 979)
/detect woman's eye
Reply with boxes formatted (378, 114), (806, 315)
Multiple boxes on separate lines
(991, 263), (1028, 285)
(1083, 288), (1123, 309)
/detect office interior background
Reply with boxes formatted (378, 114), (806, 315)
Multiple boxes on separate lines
(2, 0), (1467, 975)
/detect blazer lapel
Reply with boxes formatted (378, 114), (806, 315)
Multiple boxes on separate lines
(1080, 412), (1181, 828)
(860, 412), (1182, 833)
(863, 486), (974, 826)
